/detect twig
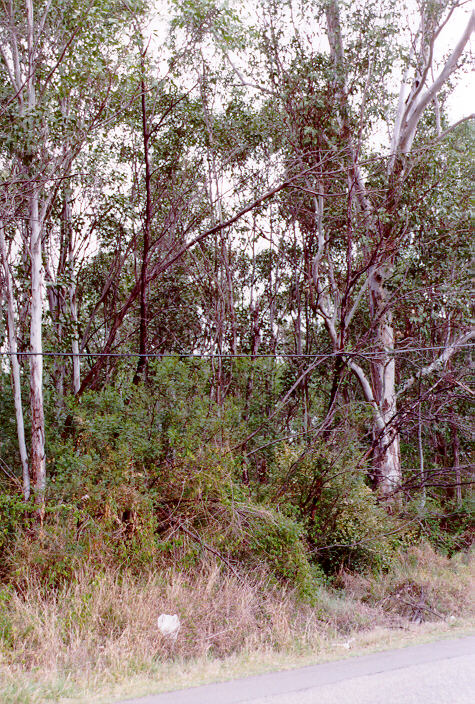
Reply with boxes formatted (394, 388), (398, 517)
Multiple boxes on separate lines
(0, 457), (22, 489)
(170, 516), (245, 584)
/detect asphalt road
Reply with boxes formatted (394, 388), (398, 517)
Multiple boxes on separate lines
(119, 635), (474, 704)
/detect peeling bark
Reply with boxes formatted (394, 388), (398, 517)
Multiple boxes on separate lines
(367, 266), (401, 493)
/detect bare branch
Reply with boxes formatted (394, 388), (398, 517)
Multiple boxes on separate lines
(399, 11), (474, 154)
(398, 330), (475, 397)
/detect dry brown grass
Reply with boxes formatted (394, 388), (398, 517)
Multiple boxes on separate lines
(342, 544), (475, 622)
(1, 562), (324, 671)
(0, 547), (473, 704)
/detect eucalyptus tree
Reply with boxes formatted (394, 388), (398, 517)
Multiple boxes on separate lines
(0, 0), (48, 507)
(233, 0), (474, 498)
(0, 0), (141, 507)
(319, 0), (473, 497)
(75, 68), (215, 392)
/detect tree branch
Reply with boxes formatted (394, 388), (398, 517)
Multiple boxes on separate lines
(397, 330), (475, 397)
(399, 11), (474, 154)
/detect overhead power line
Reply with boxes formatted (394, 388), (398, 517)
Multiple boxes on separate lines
(0, 344), (473, 359)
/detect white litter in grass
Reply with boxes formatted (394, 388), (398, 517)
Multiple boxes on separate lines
(157, 613), (180, 640)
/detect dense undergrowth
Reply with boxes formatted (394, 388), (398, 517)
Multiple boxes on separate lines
(0, 375), (473, 703)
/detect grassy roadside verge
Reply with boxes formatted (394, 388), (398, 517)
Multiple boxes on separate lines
(76, 620), (475, 704)
(2, 620), (474, 704)
(1, 544), (473, 704)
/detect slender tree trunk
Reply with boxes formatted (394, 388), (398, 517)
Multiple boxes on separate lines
(70, 284), (80, 394)
(61, 127), (81, 394)
(224, 239), (237, 356)
(418, 397), (426, 508)
(201, 67), (232, 414)
(46, 281), (63, 401)
(0, 220), (30, 498)
(451, 422), (462, 506)
(25, 0), (45, 513)
(29, 188), (46, 513)
(134, 67), (151, 384)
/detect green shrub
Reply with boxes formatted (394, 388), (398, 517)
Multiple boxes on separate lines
(2, 380), (318, 595)
(403, 496), (474, 556)
(0, 584), (14, 651)
(309, 479), (399, 573)
(150, 452), (319, 596)
(0, 493), (31, 564)
(271, 442), (401, 574)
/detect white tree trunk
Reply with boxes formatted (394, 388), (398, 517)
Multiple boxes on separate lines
(368, 268), (401, 495)
(324, 0), (402, 496)
(398, 12), (475, 155)
(0, 221), (30, 499)
(29, 189), (46, 510)
(25, 0), (45, 512)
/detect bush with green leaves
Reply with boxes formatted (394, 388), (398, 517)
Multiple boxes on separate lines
(403, 496), (474, 556)
(309, 479), (400, 573)
(1, 374), (319, 595)
(270, 442), (402, 574)
(149, 450), (319, 597)
(0, 493), (31, 572)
